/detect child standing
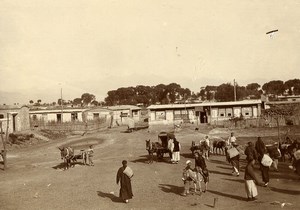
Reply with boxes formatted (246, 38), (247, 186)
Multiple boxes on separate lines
(87, 145), (94, 166)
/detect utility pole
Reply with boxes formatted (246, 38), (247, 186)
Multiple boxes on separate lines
(234, 79), (237, 101)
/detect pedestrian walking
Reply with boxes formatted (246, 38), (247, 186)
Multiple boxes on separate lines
(227, 132), (237, 146)
(255, 137), (270, 187)
(116, 160), (134, 203)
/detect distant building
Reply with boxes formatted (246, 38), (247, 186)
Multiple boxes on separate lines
(83, 107), (112, 121)
(107, 105), (141, 126)
(29, 107), (87, 124)
(277, 95), (300, 102)
(0, 105), (30, 134)
(147, 100), (262, 125)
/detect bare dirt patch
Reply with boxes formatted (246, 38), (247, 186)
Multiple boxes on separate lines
(0, 125), (299, 210)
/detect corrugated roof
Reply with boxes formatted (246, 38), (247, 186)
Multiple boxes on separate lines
(147, 100), (262, 110)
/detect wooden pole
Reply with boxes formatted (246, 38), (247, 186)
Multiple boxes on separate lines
(0, 114), (8, 170)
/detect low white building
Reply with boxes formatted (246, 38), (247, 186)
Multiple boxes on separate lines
(0, 105), (30, 133)
(29, 107), (87, 124)
(107, 105), (141, 126)
(83, 107), (112, 121)
(147, 100), (262, 125)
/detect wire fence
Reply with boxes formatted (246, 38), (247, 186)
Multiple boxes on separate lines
(30, 118), (109, 132)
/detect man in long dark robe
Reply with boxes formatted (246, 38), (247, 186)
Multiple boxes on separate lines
(255, 137), (270, 187)
(116, 160), (133, 203)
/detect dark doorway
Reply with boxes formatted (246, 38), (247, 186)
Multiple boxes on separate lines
(57, 114), (62, 122)
(200, 111), (207, 123)
(12, 114), (17, 132)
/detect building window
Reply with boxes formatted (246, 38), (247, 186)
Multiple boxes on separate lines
(174, 110), (189, 120)
(0, 114), (4, 119)
(93, 113), (99, 120)
(32, 114), (37, 121)
(242, 107), (252, 117)
(219, 109), (225, 117)
(132, 110), (138, 116)
(155, 111), (166, 120)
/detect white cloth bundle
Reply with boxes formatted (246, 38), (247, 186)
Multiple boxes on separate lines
(261, 154), (273, 167)
(123, 166), (134, 178)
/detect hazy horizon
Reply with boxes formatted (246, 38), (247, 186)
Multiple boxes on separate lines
(1, 0), (300, 105)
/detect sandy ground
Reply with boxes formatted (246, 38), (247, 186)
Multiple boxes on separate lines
(0, 126), (299, 210)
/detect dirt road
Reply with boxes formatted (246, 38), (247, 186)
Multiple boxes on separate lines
(0, 126), (299, 210)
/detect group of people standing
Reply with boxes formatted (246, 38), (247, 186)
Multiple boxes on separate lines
(115, 132), (297, 204)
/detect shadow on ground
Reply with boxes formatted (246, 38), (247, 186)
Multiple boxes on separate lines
(207, 189), (248, 201)
(52, 162), (86, 170)
(209, 170), (233, 176)
(222, 178), (244, 183)
(158, 184), (184, 195)
(96, 191), (123, 203)
(269, 187), (300, 195)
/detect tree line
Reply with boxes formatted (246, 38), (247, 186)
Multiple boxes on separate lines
(29, 79), (300, 107)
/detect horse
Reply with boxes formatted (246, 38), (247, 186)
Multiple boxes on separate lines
(58, 147), (75, 170)
(212, 140), (226, 155)
(190, 141), (210, 157)
(145, 139), (162, 164)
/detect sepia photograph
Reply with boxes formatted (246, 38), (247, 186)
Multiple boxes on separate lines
(0, 0), (299, 209)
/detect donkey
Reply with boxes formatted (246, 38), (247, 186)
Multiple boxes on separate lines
(58, 147), (75, 170)
(190, 141), (209, 157)
(145, 140), (161, 164)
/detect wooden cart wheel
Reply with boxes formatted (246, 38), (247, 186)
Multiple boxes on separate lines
(157, 151), (164, 159)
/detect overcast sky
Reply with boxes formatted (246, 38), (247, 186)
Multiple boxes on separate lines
(1, 0), (300, 105)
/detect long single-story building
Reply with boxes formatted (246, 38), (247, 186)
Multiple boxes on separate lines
(0, 105), (30, 133)
(29, 107), (87, 124)
(147, 100), (262, 125)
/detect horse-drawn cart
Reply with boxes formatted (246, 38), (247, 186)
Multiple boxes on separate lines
(156, 132), (174, 158)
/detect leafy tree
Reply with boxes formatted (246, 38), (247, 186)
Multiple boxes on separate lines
(284, 79), (300, 95)
(215, 83), (234, 101)
(246, 83), (260, 91)
(81, 93), (95, 106)
(73, 98), (82, 106)
(91, 100), (99, 106)
(262, 80), (285, 96)
(57, 99), (64, 105)
(29, 100), (34, 104)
